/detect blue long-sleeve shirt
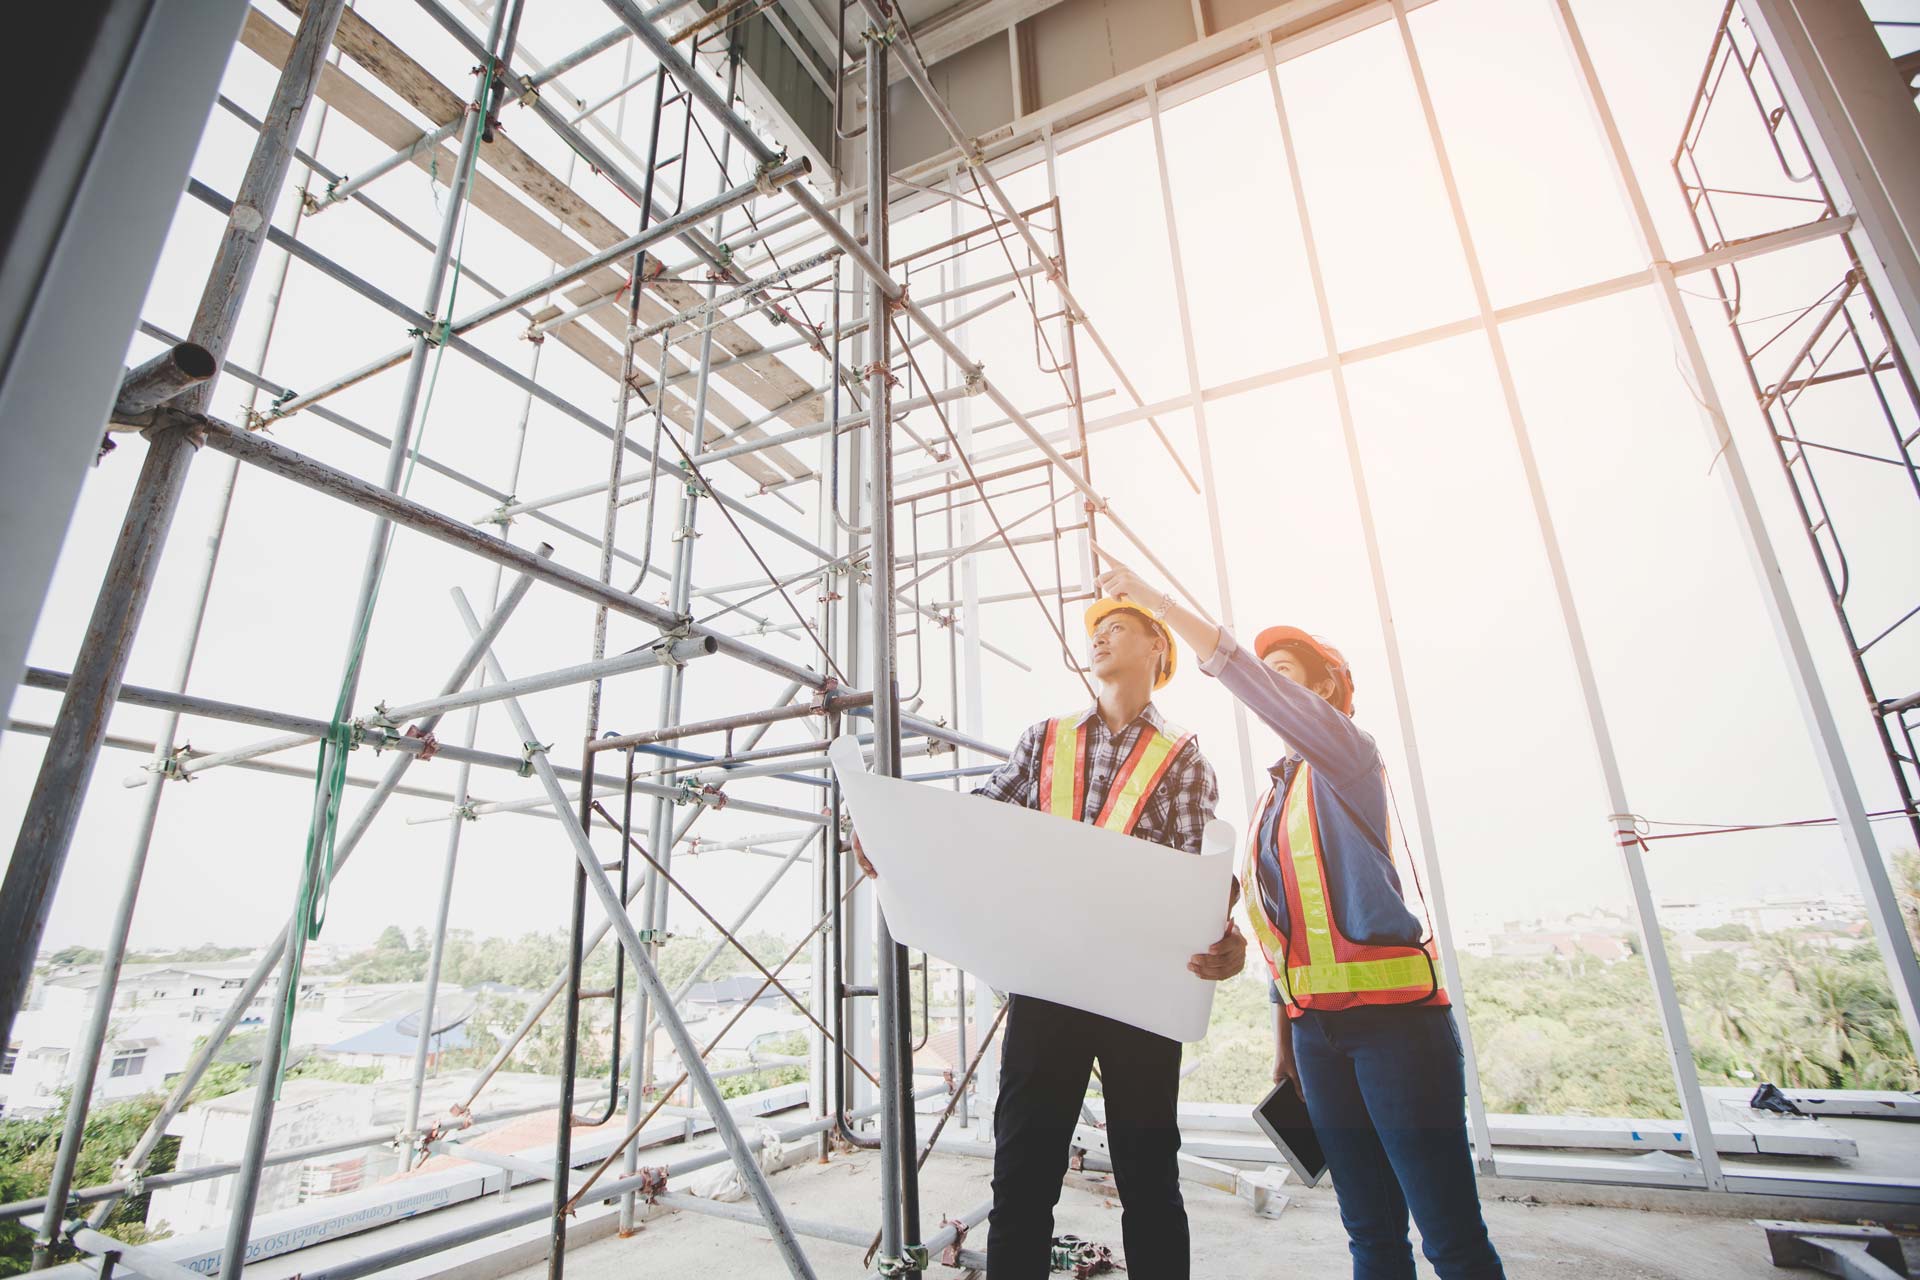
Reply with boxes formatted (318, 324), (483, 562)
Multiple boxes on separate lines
(1198, 629), (1425, 1003)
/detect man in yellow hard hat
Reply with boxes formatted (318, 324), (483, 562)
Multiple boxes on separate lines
(855, 595), (1244, 1279)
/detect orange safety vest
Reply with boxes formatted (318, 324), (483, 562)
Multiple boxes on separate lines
(1243, 762), (1445, 1014)
(1036, 711), (1193, 835)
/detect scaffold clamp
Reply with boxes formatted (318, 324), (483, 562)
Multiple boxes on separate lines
(939, 1218), (970, 1267)
(408, 315), (453, 348)
(809, 676), (842, 715)
(518, 741), (550, 776)
(637, 1166), (668, 1202)
(752, 156), (788, 198)
(963, 365), (987, 395)
(151, 744), (194, 782)
(876, 1246), (929, 1276)
(649, 633), (691, 668)
(404, 724), (440, 762)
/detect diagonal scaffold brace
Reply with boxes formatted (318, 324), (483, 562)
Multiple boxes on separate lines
(450, 590), (819, 1280)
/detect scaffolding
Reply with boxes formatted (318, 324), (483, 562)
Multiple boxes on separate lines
(2, 0), (1918, 1277)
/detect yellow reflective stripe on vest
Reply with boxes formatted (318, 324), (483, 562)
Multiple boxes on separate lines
(1242, 789), (1287, 963)
(1097, 730), (1181, 834)
(1287, 953), (1440, 996)
(1283, 774), (1337, 970)
(1283, 769), (1437, 995)
(1044, 713), (1086, 821)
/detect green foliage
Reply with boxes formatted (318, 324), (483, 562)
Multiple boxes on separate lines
(0, 1092), (180, 1275)
(1179, 968), (1276, 1103)
(320, 923), (802, 998)
(287, 1060), (384, 1086)
(437, 991), (612, 1079)
(1897, 849), (1920, 953)
(1177, 933), (1919, 1119)
(137, 944), (253, 964)
(1696, 923), (1753, 942)
(716, 1032), (811, 1099)
(188, 1060), (254, 1104)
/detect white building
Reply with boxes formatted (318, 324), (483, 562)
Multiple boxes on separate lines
(148, 1079), (378, 1236)
(1, 961), (303, 1119)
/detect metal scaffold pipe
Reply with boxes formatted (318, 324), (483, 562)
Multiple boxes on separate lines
(856, 21), (924, 1276)
(451, 591), (819, 1280)
(195, 417), (828, 689)
(0, 0), (350, 1069)
(219, 6), (521, 1253)
(131, 636), (722, 786)
(86, 552), (549, 1230)
(593, 0), (1217, 629)
(108, 342), (217, 427)
(30, 26), (355, 1256)
(270, 156), (810, 419)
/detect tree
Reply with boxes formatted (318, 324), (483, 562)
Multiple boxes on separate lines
(1895, 849), (1920, 953)
(1696, 923), (1752, 942)
(0, 1092), (182, 1273)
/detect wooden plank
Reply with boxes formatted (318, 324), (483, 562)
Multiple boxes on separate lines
(240, 9), (801, 486)
(280, 1), (827, 473)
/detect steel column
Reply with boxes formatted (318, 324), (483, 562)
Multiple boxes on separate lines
(0, 0), (342, 1054)
(1547, 0), (1920, 1053)
(1389, 0), (1726, 1190)
(1146, 83), (1260, 816)
(1258, 32), (1496, 1170)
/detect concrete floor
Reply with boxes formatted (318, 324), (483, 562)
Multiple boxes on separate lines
(502, 1145), (1792, 1279)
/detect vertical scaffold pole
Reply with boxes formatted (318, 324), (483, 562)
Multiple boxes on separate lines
(0, 0), (346, 1053)
(30, 40), (346, 1267)
(218, 5), (514, 1271)
(863, 15), (923, 1275)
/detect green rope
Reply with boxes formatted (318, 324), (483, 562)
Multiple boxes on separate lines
(275, 58), (495, 1097)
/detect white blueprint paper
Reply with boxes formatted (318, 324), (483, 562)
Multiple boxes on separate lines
(829, 736), (1235, 1043)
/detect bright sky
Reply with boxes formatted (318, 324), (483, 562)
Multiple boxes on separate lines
(4, 0), (1916, 984)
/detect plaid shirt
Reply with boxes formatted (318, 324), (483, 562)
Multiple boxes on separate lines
(972, 703), (1219, 855)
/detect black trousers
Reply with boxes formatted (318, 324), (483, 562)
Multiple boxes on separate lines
(988, 994), (1188, 1279)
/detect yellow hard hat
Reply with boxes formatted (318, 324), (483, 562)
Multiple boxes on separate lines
(1084, 597), (1178, 689)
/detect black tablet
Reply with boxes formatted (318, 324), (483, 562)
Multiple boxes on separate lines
(1252, 1078), (1328, 1187)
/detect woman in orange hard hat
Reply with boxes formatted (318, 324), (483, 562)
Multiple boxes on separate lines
(1094, 554), (1506, 1280)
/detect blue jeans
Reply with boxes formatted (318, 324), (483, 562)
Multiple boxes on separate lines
(1292, 1005), (1505, 1280)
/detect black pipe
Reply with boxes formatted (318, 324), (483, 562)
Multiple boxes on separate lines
(550, 738), (593, 1280)
(828, 708), (881, 1153)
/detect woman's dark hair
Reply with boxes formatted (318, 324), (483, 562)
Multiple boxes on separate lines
(1274, 641), (1332, 694)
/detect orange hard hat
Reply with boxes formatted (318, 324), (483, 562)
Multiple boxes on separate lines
(1254, 625), (1354, 714)
(1085, 597), (1177, 689)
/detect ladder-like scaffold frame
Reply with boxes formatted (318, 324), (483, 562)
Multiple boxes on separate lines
(3, 0), (1918, 1277)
